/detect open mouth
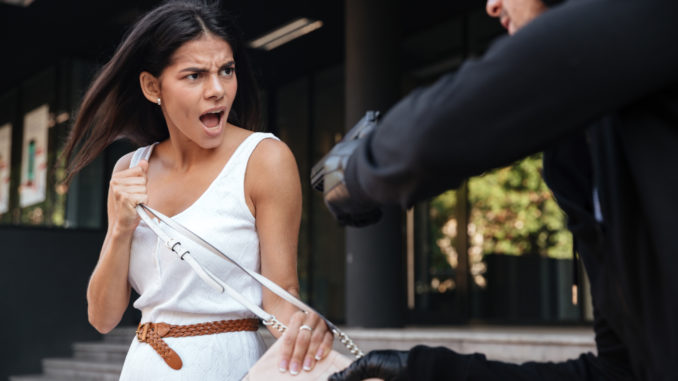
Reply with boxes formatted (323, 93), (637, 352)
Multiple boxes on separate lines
(199, 110), (225, 128)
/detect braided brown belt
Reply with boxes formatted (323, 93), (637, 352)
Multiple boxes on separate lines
(136, 318), (260, 370)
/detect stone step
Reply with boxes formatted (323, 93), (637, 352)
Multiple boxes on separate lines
(10, 325), (595, 380)
(42, 358), (122, 381)
(9, 375), (69, 381)
(102, 327), (136, 344)
(336, 326), (596, 363)
(73, 342), (129, 362)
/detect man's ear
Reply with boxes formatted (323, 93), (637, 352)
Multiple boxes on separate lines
(139, 71), (161, 104)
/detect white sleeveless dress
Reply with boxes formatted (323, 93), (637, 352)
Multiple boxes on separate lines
(119, 133), (277, 380)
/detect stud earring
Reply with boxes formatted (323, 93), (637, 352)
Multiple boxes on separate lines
(157, 98), (161, 106)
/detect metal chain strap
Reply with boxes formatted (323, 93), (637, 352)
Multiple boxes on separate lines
(263, 316), (287, 333)
(263, 317), (364, 358)
(334, 329), (364, 358)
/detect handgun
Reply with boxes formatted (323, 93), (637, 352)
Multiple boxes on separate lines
(310, 110), (380, 192)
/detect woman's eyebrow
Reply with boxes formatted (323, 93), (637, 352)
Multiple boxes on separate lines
(179, 61), (235, 73)
(179, 66), (208, 73)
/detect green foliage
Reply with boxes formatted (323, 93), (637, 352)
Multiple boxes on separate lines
(429, 189), (459, 272)
(468, 153), (572, 258)
(430, 153), (572, 266)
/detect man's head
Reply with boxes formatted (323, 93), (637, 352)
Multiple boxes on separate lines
(486, 0), (562, 35)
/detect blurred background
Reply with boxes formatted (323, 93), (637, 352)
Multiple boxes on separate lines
(0, 0), (593, 379)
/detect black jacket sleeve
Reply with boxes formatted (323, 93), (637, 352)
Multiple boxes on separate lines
(406, 307), (635, 381)
(407, 347), (613, 381)
(345, 0), (678, 209)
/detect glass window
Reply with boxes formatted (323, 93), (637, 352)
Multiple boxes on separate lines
(413, 155), (586, 323)
(0, 61), (108, 229)
(466, 154), (580, 322)
(273, 65), (347, 323)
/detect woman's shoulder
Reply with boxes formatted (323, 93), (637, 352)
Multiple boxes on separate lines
(226, 124), (284, 162)
(245, 135), (300, 209)
(245, 133), (298, 190)
(229, 125), (275, 142)
(249, 134), (295, 169)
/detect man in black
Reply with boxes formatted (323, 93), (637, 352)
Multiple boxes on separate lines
(324, 0), (678, 379)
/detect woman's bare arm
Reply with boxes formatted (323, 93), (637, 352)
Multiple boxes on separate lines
(87, 153), (148, 333)
(247, 138), (333, 375)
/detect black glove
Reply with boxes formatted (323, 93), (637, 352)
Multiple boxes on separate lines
(311, 111), (382, 227)
(329, 350), (409, 381)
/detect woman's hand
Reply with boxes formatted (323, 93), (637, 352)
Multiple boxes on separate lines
(278, 310), (334, 375)
(107, 159), (148, 232)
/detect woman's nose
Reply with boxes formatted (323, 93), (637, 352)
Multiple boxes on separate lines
(205, 75), (224, 99)
(486, 0), (502, 17)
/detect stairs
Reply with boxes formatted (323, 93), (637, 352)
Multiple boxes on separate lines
(9, 327), (135, 381)
(10, 325), (595, 380)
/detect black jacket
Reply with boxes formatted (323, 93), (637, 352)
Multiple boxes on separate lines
(344, 0), (678, 379)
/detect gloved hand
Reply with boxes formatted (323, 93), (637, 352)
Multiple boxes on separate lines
(322, 138), (382, 226)
(328, 350), (409, 381)
(312, 111), (383, 227)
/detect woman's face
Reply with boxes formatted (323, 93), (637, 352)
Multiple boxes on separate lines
(157, 34), (237, 149)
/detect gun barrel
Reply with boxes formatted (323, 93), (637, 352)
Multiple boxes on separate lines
(310, 110), (380, 192)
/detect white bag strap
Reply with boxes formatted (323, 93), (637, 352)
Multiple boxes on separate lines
(136, 203), (364, 357)
(136, 205), (272, 320)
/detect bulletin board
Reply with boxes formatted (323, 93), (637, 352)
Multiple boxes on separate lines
(19, 105), (49, 207)
(0, 123), (11, 214)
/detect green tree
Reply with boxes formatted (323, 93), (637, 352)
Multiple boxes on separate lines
(467, 153), (571, 258)
(429, 154), (572, 288)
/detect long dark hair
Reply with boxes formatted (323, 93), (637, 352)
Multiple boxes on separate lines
(62, 0), (260, 183)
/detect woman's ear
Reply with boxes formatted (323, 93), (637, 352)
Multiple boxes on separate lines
(139, 71), (161, 104)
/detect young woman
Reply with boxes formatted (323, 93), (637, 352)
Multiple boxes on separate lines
(62, 1), (332, 379)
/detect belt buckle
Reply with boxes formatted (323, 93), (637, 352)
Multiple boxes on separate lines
(136, 323), (150, 342)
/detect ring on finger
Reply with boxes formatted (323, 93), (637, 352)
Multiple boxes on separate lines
(299, 324), (313, 332)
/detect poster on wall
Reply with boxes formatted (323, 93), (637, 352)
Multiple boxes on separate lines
(0, 123), (11, 214)
(19, 105), (49, 207)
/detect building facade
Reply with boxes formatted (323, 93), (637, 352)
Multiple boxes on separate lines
(0, 0), (591, 378)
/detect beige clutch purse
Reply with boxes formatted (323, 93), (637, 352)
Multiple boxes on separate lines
(243, 338), (352, 380)
(244, 338), (383, 381)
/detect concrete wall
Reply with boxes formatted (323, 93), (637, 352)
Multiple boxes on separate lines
(0, 227), (111, 380)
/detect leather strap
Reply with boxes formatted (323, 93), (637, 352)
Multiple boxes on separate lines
(136, 318), (259, 370)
